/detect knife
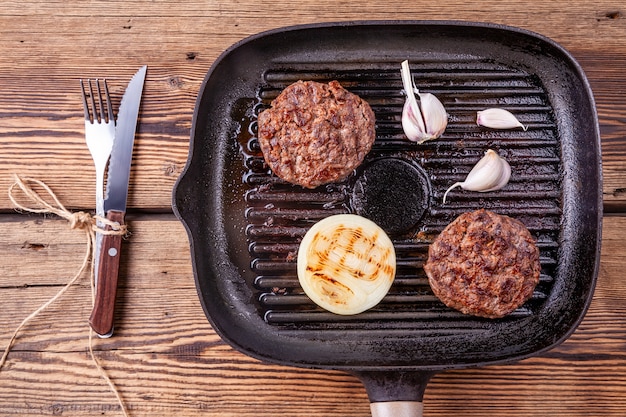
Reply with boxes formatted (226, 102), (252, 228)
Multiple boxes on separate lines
(89, 65), (147, 337)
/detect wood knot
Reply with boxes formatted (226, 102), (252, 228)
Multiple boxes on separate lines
(598, 10), (622, 21)
(168, 76), (185, 89)
(22, 242), (47, 251)
(162, 162), (180, 176)
(605, 10), (622, 19)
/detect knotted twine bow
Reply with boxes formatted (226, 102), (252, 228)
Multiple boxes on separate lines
(1, 174), (129, 416)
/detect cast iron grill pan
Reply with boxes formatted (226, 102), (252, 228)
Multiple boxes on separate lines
(173, 21), (601, 415)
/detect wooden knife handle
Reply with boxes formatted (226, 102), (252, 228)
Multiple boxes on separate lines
(89, 209), (125, 336)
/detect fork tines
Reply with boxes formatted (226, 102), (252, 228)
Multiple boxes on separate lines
(80, 78), (114, 124)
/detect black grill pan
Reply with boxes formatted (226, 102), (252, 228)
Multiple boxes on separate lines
(173, 21), (602, 415)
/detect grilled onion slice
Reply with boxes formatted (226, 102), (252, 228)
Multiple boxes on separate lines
(297, 214), (396, 315)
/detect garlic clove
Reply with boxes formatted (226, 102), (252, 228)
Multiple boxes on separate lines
(482, 156), (511, 192)
(477, 108), (528, 131)
(462, 149), (509, 191)
(402, 100), (426, 142)
(443, 149), (511, 204)
(418, 90), (448, 139)
(400, 60), (448, 143)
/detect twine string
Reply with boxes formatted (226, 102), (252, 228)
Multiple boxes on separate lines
(1, 175), (129, 417)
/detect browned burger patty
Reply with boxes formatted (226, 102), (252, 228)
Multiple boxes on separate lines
(257, 80), (375, 189)
(423, 209), (541, 319)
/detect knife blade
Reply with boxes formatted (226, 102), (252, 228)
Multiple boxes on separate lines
(89, 65), (147, 337)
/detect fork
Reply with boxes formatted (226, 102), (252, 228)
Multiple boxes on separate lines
(80, 78), (115, 217)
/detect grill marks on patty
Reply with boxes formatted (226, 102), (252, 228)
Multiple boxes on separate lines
(424, 209), (541, 319)
(257, 80), (376, 189)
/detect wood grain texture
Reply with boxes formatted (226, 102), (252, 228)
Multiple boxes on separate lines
(0, 0), (625, 212)
(0, 215), (623, 416)
(1, 1), (626, 415)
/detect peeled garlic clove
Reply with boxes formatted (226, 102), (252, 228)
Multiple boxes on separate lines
(297, 214), (396, 315)
(477, 108), (528, 131)
(401, 60), (448, 143)
(443, 149), (511, 204)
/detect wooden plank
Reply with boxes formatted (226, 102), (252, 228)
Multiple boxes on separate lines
(0, 0), (625, 212)
(0, 215), (623, 415)
(1, 0), (626, 415)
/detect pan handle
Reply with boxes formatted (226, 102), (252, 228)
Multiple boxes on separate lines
(355, 371), (435, 417)
(370, 401), (423, 417)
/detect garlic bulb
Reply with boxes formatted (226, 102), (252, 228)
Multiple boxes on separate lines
(401, 60), (448, 143)
(477, 108), (528, 131)
(297, 214), (396, 315)
(443, 149), (511, 204)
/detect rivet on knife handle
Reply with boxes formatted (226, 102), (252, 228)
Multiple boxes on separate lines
(89, 209), (125, 336)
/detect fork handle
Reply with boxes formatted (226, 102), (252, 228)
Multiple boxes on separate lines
(89, 209), (125, 336)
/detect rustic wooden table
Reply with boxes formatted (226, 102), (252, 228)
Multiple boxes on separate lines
(1, 1), (625, 416)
